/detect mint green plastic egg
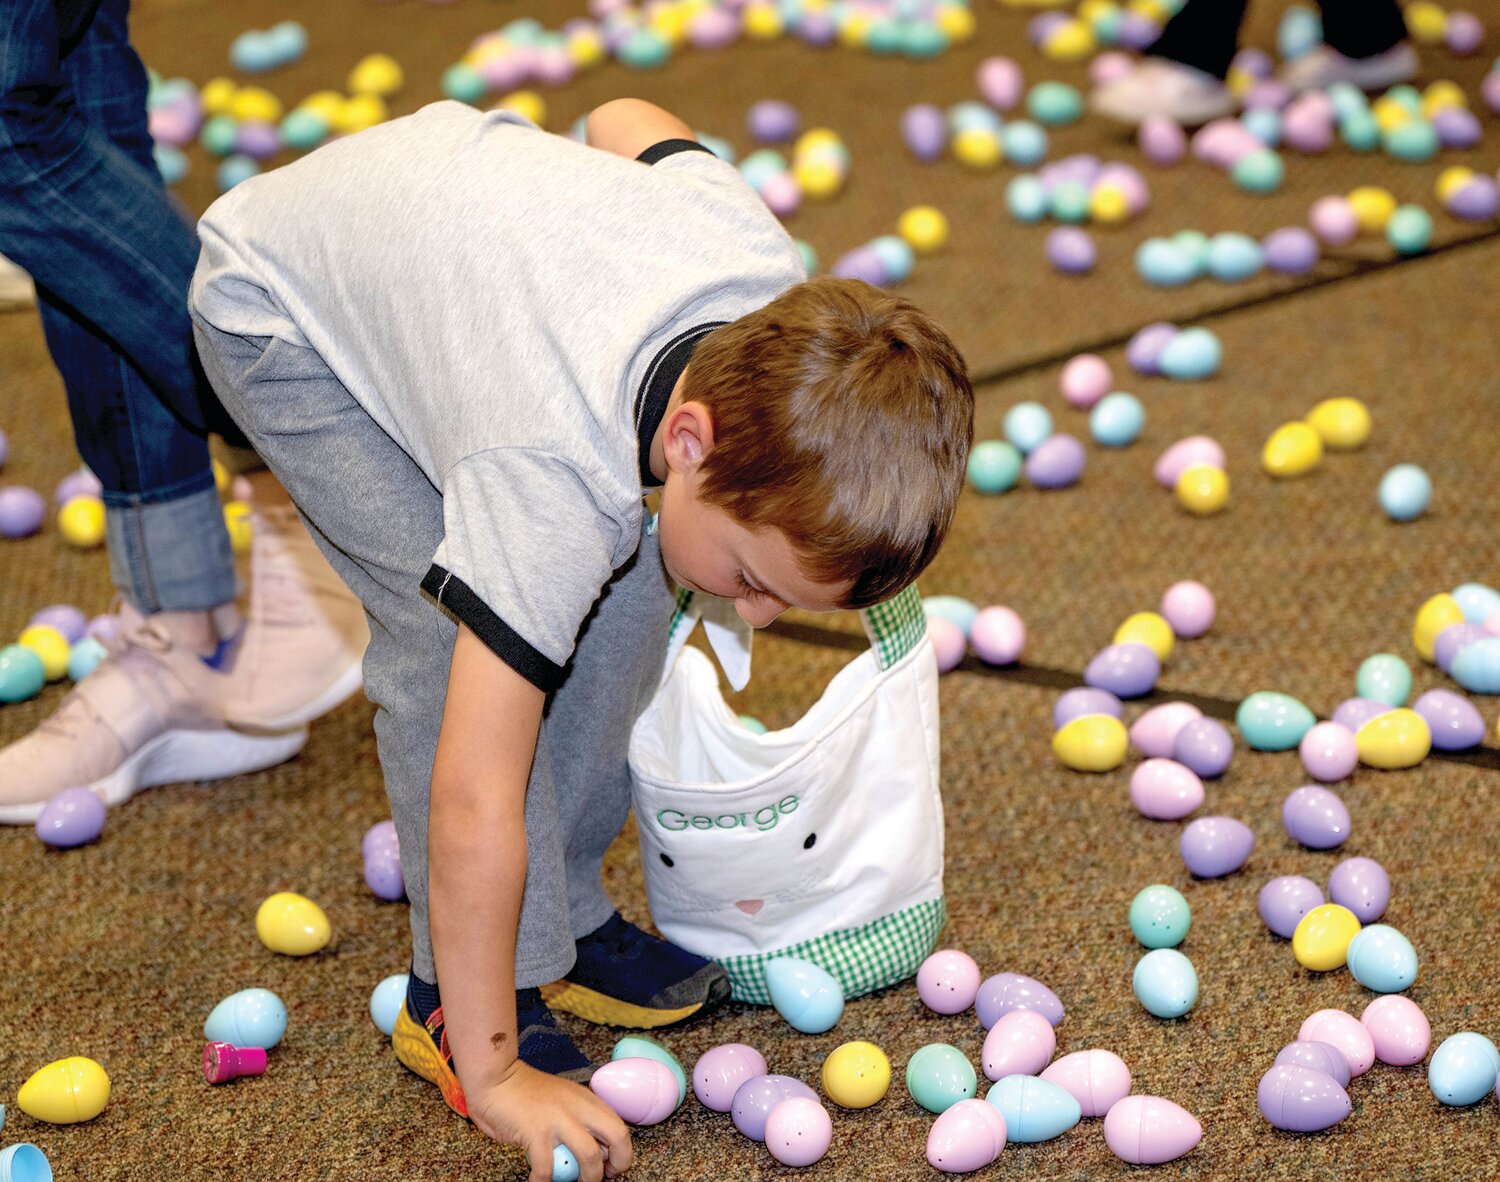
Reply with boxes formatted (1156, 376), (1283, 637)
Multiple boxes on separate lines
(905, 1043), (977, 1114)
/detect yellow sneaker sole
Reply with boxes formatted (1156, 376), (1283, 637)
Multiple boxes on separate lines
(539, 980), (706, 1029)
(391, 1008), (468, 1118)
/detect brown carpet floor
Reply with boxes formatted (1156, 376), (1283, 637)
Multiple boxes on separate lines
(3, 0), (1500, 1179)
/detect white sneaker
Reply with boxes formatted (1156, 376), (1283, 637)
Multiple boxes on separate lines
(1091, 59), (1237, 127)
(0, 253), (35, 310)
(0, 602), (307, 824)
(1280, 42), (1419, 94)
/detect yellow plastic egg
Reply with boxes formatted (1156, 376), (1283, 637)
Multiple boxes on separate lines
(1355, 708), (1432, 769)
(348, 53), (404, 98)
(743, 3), (784, 38)
(494, 90), (546, 127)
(1175, 464), (1229, 516)
(953, 128), (1001, 169)
(1422, 80), (1467, 117)
(1052, 714), (1128, 772)
(935, 3), (977, 42)
(1348, 186), (1397, 232)
(256, 891), (332, 956)
(298, 90), (346, 123)
(1226, 64), (1256, 98)
(1292, 904), (1361, 971)
(18, 625), (70, 681)
(1405, 0), (1448, 44)
(201, 77), (238, 116)
(567, 28), (607, 68)
(1305, 397), (1371, 450)
(795, 128), (843, 156)
(230, 86), (284, 125)
(1437, 166), (1476, 203)
(1079, 0), (1117, 22)
(1372, 96), (1414, 133)
(1412, 592), (1464, 662)
(821, 1040), (892, 1108)
(897, 206), (949, 254)
(837, 12), (872, 47)
(1089, 183), (1131, 224)
(224, 500), (253, 555)
(793, 158), (843, 199)
(58, 495), (106, 548)
(17, 1056), (111, 1124)
(1261, 421), (1324, 478)
(1114, 612), (1174, 662)
(211, 457), (230, 494)
(1043, 19), (1096, 62)
(1129, 0), (1170, 22)
(650, 6), (691, 46)
(334, 94), (388, 134)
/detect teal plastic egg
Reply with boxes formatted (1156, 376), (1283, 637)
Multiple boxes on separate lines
(1136, 239), (1196, 287)
(1171, 231), (1211, 276)
(984, 1074), (1081, 1142)
(618, 29), (671, 68)
(905, 1043), (977, 1113)
(0, 644), (46, 703)
(1026, 82), (1083, 126)
(1346, 924), (1418, 993)
(1386, 205), (1433, 255)
(967, 440), (1023, 494)
(795, 239), (817, 276)
(153, 144), (187, 185)
(1006, 176), (1049, 222)
(279, 108), (329, 151)
(765, 957), (844, 1034)
(1231, 148), (1284, 193)
(1428, 1033), (1500, 1106)
(216, 154), (260, 192)
(1001, 121), (1048, 166)
(440, 63), (486, 103)
(1383, 120), (1438, 162)
(613, 1035), (687, 1105)
(1133, 948), (1198, 1018)
(1236, 691), (1316, 750)
(200, 114), (238, 157)
(204, 987), (287, 1050)
(923, 595), (979, 637)
(1129, 884), (1191, 949)
(1049, 180), (1090, 223)
(1340, 111), (1379, 150)
(1356, 653), (1412, 706)
(66, 637), (107, 681)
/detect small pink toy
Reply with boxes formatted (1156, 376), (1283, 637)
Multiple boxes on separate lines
(1154, 439), (1225, 490)
(203, 1041), (267, 1085)
(1299, 721), (1358, 783)
(982, 1009), (1056, 1080)
(1060, 354), (1112, 409)
(1130, 759), (1205, 821)
(763, 1096), (832, 1167)
(1103, 1095), (1201, 1164)
(917, 949), (981, 1015)
(1160, 579), (1216, 638)
(969, 606), (1024, 666)
(1039, 1049), (1131, 1117)
(1308, 196), (1358, 246)
(692, 1044), (767, 1112)
(1360, 996), (1431, 1066)
(1138, 116), (1186, 166)
(1129, 703), (1203, 758)
(590, 1058), (680, 1125)
(926, 1097), (1007, 1173)
(1299, 1010), (1375, 1077)
(928, 616), (966, 673)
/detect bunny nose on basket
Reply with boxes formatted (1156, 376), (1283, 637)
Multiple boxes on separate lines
(735, 899), (764, 916)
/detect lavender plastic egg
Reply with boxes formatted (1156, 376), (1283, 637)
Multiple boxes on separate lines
(0, 486), (46, 537)
(970, 606), (1025, 665)
(693, 1044), (768, 1112)
(1309, 195), (1359, 245)
(764, 1097), (832, 1167)
(1180, 816), (1254, 878)
(1273, 1040), (1351, 1089)
(1263, 227), (1319, 274)
(1172, 718), (1233, 777)
(54, 468), (103, 507)
(1433, 623), (1488, 673)
(234, 120), (280, 160)
(1448, 177), (1499, 221)
(1155, 438), (1226, 490)
(1117, 11), (1159, 49)
(918, 949), (981, 1015)
(747, 100), (799, 143)
(1331, 697), (1393, 731)
(1445, 11), (1485, 54)
(1053, 687), (1122, 728)
(362, 819), (397, 859)
(1433, 107), (1482, 149)
(1412, 689), (1485, 750)
(1126, 323), (1177, 375)
(1257, 1064), (1351, 1132)
(1282, 786), (1351, 849)
(1259, 876), (1324, 938)
(977, 56), (1023, 111)
(731, 1074), (818, 1141)
(1045, 227), (1095, 275)
(1299, 721), (1358, 781)
(1025, 432), (1086, 488)
(1084, 643), (1159, 699)
(830, 245), (887, 286)
(28, 604), (87, 645)
(902, 104), (948, 161)
(1327, 856), (1390, 923)
(35, 787), (107, 848)
(1160, 579), (1215, 636)
(975, 972), (1064, 1029)
(364, 846), (405, 901)
(591, 1058), (680, 1125)
(1139, 116), (1186, 165)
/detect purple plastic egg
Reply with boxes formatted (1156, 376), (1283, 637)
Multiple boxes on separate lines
(1433, 623), (1488, 673)
(1027, 12), (1070, 46)
(1096, 163), (1150, 214)
(1130, 702), (1203, 757)
(918, 948), (982, 1015)
(235, 120), (281, 159)
(85, 613), (118, 644)
(1127, 322), (1178, 375)
(928, 616), (967, 673)
(1299, 721), (1358, 781)
(902, 103), (948, 161)
(1138, 115), (1187, 166)
(1117, 12), (1160, 50)
(1331, 696), (1393, 732)
(763, 1097), (832, 1168)
(1045, 227), (1096, 276)
(1172, 717), (1233, 777)
(1282, 786), (1351, 850)
(1327, 856), (1390, 923)
(1448, 176), (1499, 221)
(1484, 71), (1500, 114)
(1432, 106), (1482, 149)
(1243, 79), (1291, 110)
(1025, 432), (1087, 487)
(1053, 687), (1122, 728)
(0, 485), (46, 537)
(969, 606), (1025, 665)
(830, 244), (887, 286)
(1262, 226), (1319, 274)
(977, 56), (1023, 111)
(27, 604), (87, 645)
(1130, 758), (1205, 820)
(361, 819), (398, 859)
(693, 1043), (767, 1112)
(1084, 643), (1159, 699)
(1154, 438), (1225, 489)
(975, 971), (1064, 1029)
(747, 100), (799, 144)
(1233, 46), (1274, 79)
(1273, 1040), (1351, 1089)
(731, 1074), (818, 1141)
(1259, 875), (1325, 938)
(591, 1057), (680, 1125)
(1160, 579), (1216, 637)
(1179, 816), (1254, 878)
(796, 9), (836, 45)
(1257, 1064), (1351, 1131)
(35, 786), (107, 848)
(1309, 195), (1359, 245)
(364, 846), (405, 901)
(54, 468), (103, 506)
(1412, 688), (1485, 750)
(1445, 11), (1485, 54)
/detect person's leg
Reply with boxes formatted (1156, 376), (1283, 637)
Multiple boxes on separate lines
(1318, 0), (1409, 59)
(1282, 0), (1417, 92)
(1091, 0), (1244, 125)
(1147, 0), (1251, 80)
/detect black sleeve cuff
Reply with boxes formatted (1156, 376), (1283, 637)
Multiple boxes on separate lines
(637, 138), (714, 165)
(421, 565), (566, 693)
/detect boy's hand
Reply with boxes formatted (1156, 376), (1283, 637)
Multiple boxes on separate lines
(468, 1060), (634, 1182)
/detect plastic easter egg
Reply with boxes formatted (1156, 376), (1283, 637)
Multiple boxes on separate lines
(551, 1144), (579, 1182)
(1259, 876), (1324, 938)
(1179, 816), (1253, 878)
(591, 1058), (679, 1125)
(1123, 323), (1174, 376)
(1060, 354), (1111, 409)
(1130, 703), (1202, 759)
(255, 891), (331, 956)
(1039, 1049), (1131, 1117)
(906, 1043), (977, 1114)
(1135, 238), (1196, 287)
(1089, 394), (1145, 449)
(1208, 231), (1266, 282)
(732, 1074), (818, 1139)
(966, 440), (1023, 497)
(969, 606), (1024, 666)
(613, 1035), (686, 1106)
(1327, 856), (1390, 923)
(1045, 223), (1096, 276)
(927, 1097), (1007, 1173)
(984, 1074), (1079, 1142)
(1282, 785), (1351, 849)
(982, 1010), (1056, 1080)
(1001, 121), (1049, 168)
(1025, 433), (1086, 488)
(1084, 644), (1159, 699)
(923, 596), (978, 638)
(35, 787), (106, 849)
(1292, 905), (1361, 972)
(1428, 1032), (1500, 1106)
(820, 1041), (890, 1109)
(1346, 924), (1418, 993)
(1299, 721), (1357, 782)
(1451, 636), (1500, 693)
(1129, 759), (1204, 821)
(1172, 718), (1233, 777)
(0, 1144), (51, 1182)
(692, 1043), (767, 1111)
(1333, 696), (1394, 731)
(28, 604), (85, 644)
(1156, 582), (1213, 641)
(918, 949), (981, 1015)
(1448, 176), (1500, 220)
(0, 484), (43, 538)
(16, 1057), (110, 1124)
(204, 987), (287, 1050)
(763, 1097), (832, 1167)
(1053, 687), (1122, 728)
(0, 644), (47, 703)
(1175, 464), (1229, 516)
(1274, 1040), (1351, 1087)
(1003, 402), (1053, 454)
(1263, 226), (1319, 274)
(897, 206), (948, 255)
(369, 973), (407, 1037)
(1414, 592), (1465, 661)
(1355, 708), (1431, 769)
(1444, 11), (1485, 53)
(1027, 81), (1083, 126)
(1053, 714), (1127, 772)
(976, 56), (1023, 110)
(1301, 1009), (1375, 1076)
(1361, 996), (1430, 1066)
(1005, 175), (1049, 222)
(1133, 949), (1198, 1019)
(1261, 422), (1323, 479)
(1138, 115), (1186, 165)
(953, 127), (1001, 169)
(1412, 689), (1485, 750)
(1237, 691), (1316, 750)
(1349, 185), (1397, 231)
(765, 957), (843, 1034)
(902, 104), (948, 161)
(67, 636), (107, 681)
(1129, 884), (1191, 949)
(57, 495), (105, 547)
(1309, 195), (1359, 245)
(1257, 1064), (1350, 1131)
(17, 625), (67, 681)
(1386, 204), (1433, 255)
(1385, 122), (1439, 164)
(1453, 582), (1500, 624)
(976, 972), (1064, 1029)
(929, 616), (966, 674)
(1104, 1095), (1201, 1164)
(1356, 652), (1411, 705)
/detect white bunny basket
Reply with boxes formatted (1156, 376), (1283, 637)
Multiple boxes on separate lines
(628, 583), (946, 1004)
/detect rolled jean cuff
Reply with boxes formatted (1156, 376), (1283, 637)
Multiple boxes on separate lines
(106, 484), (238, 614)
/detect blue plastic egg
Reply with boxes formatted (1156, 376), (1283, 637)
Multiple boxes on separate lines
(1003, 402), (1053, 454)
(1277, 5), (1322, 59)
(948, 101), (1002, 135)
(1378, 464), (1431, 521)
(765, 957), (844, 1034)
(1089, 392), (1145, 447)
(1207, 232), (1264, 282)
(204, 987), (287, 1049)
(869, 235), (915, 285)
(905, 1043), (977, 1113)
(1355, 653), (1411, 706)
(1133, 948), (1198, 1018)
(1158, 328), (1222, 380)
(1326, 83), (1367, 120)
(966, 440), (1023, 494)
(369, 974), (408, 1036)
(216, 154), (260, 192)
(1453, 583), (1500, 624)
(1006, 175), (1049, 222)
(1135, 238), (1196, 287)
(1428, 1032), (1500, 1106)
(153, 144), (188, 185)
(1236, 691), (1316, 750)
(1345, 924), (1418, 993)
(553, 1144), (580, 1182)
(229, 31), (278, 73)
(1241, 108), (1282, 146)
(0, 644), (46, 703)
(66, 637), (107, 681)
(984, 1074), (1081, 1142)
(923, 595), (979, 637)
(1001, 121), (1048, 166)
(1451, 637), (1500, 694)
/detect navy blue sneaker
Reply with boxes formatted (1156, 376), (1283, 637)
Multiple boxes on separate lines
(541, 912), (731, 1029)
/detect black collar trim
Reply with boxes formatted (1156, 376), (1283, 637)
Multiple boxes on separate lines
(635, 322), (724, 487)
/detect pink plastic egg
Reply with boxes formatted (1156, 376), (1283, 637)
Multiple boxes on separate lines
(918, 949), (981, 1015)
(731, 1074), (819, 1141)
(1130, 758), (1205, 820)
(693, 1043), (767, 1111)
(1130, 702), (1204, 757)
(969, 605), (1025, 665)
(1192, 118), (1261, 166)
(1103, 1095), (1202, 1164)
(1282, 95), (1334, 153)
(1360, 996), (1431, 1066)
(1309, 195), (1358, 245)
(1139, 115), (1186, 165)
(927, 1097), (1007, 1173)
(1090, 51), (1134, 88)
(1154, 439), (1226, 490)
(1060, 353), (1112, 409)
(982, 1009), (1056, 1080)
(763, 1097), (832, 1167)
(1299, 1010), (1375, 1077)
(590, 1057), (680, 1125)
(1160, 579), (1216, 638)
(976, 56), (1023, 111)
(928, 616), (966, 673)
(1039, 1049), (1131, 1117)
(1299, 721), (1358, 782)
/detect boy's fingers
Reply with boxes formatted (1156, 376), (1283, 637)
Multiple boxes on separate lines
(561, 1121), (607, 1182)
(524, 1137), (553, 1182)
(584, 1109), (634, 1175)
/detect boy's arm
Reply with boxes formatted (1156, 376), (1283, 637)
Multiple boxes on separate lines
(584, 98), (697, 160)
(429, 625), (631, 1181)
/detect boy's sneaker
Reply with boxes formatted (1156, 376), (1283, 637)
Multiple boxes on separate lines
(1091, 59), (1237, 126)
(391, 981), (593, 1118)
(1280, 42), (1419, 94)
(0, 603), (307, 824)
(541, 912), (731, 1029)
(221, 505), (368, 731)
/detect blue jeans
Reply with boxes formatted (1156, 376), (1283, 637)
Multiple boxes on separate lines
(0, 0), (236, 612)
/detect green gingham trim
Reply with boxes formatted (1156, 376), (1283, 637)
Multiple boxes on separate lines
(664, 584), (695, 650)
(861, 584), (926, 671)
(716, 895), (946, 1004)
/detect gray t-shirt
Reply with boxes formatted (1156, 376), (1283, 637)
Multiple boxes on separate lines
(193, 102), (805, 691)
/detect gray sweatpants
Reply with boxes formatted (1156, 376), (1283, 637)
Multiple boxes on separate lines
(193, 318), (675, 987)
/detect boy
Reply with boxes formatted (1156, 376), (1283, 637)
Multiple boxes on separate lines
(190, 96), (972, 1180)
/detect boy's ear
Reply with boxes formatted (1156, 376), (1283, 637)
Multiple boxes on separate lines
(663, 401), (716, 473)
